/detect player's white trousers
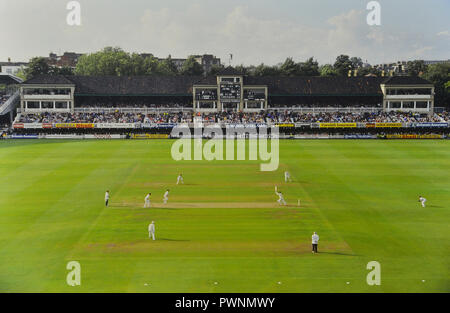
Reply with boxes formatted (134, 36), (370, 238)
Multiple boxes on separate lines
(149, 232), (155, 240)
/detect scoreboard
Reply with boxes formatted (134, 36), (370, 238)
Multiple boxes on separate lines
(220, 82), (241, 103)
(244, 88), (266, 101)
(195, 89), (217, 101)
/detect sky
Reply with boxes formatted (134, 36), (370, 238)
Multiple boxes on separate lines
(0, 0), (449, 66)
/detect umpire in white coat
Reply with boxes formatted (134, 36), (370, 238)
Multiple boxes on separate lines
(312, 232), (319, 253)
(148, 221), (156, 240)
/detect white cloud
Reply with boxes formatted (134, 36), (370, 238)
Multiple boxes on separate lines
(0, 1), (447, 65)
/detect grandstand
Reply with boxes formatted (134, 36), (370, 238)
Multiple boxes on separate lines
(9, 70), (449, 139)
(0, 73), (22, 128)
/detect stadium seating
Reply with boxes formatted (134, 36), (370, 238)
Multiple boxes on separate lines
(15, 110), (449, 124)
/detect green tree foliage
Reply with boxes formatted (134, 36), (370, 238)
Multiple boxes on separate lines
(407, 60), (427, 77)
(333, 55), (355, 76)
(24, 57), (50, 79)
(143, 55), (160, 75)
(50, 66), (74, 76)
(280, 57), (300, 76)
(298, 57), (320, 76)
(180, 56), (204, 76)
(356, 66), (381, 77)
(253, 63), (281, 76)
(75, 47), (132, 76)
(319, 64), (337, 77)
(209, 64), (225, 75)
(233, 64), (250, 75)
(156, 56), (179, 76)
(423, 63), (450, 107)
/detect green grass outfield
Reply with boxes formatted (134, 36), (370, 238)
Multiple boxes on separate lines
(0, 139), (448, 293)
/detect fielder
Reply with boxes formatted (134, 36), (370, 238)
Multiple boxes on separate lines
(312, 232), (319, 254)
(284, 171), (292, 183)
(275, 186), (287, 206)
(419, 196), (427, 208)
(163, 189), (170, 204)
(144, 193), (151, 208)
(148, 221), (156, 240)
(177, 173), (184, 185)
(105, 190), (110, 207)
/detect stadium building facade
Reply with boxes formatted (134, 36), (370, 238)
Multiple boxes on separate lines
(10, 70), (448, 140)
(19, 71), (434, 114)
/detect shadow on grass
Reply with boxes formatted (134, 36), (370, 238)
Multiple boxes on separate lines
(318, 251), (360, 257)
(157, 238), (190, 242)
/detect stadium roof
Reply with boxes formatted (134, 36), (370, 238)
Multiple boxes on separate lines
(217, 66), (245, 76)
(382, 76), (433, 85)
(24, 75), (75, 85)
(245, 76), (385, 96)
(22, 74), (432, 97)
(0, 73), (23, 84)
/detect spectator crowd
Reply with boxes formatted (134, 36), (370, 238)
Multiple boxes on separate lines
(17, 110), (450, 125)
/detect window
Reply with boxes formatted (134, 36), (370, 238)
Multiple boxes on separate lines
(55, 101), (69, 109)
(26, 101), (39, 109)
(41, 101), (54, 109)
(416, 101), (428, 108)
(402, 101), (414, 108)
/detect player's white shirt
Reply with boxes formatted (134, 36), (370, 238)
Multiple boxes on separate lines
(276, 192), (285, 201)
(312, 234), (319, 244)
(148, 223), (155, 233)
(285, 171), (290, 178)
(105, 192), (110, 201)
(419, 197), (426, 202)
(164, 191), (169, 198)
(145, 194), (150, 201)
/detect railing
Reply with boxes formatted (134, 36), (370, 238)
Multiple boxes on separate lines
(0, 90), (20, 115)
(74, 107), (194, 113)
(268, 107), (383, 113)
(434, 107), (447, 113)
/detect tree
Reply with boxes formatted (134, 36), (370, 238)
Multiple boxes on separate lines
(209, 64), (225, 75)
(75, 47), (138, 76)
(50, 66), (74, 76)
(357, 66), (381, 77)
(298, 57), (320, 76)
(350, 57), (363, 69)
(233, 64), (250, 75)
(143, 55), (160, 75)
(333, 55), (354, 76)
(423, 63), (450, 108)
(253, 63), (281, 76)
(180, 56), (204, 76)
(157, 56), (179, 76)
(407, 60), (427, 76)
(24, 57), (50, 79)
(14, 69), (27, 80)
(129, 53), (146, 76)
(280, 57), (300, 76)
(320, 64), (337, 77)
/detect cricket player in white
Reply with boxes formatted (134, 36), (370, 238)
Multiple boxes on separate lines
(312, 232), (319, 253)
(148, 221), (155, 240)
(284, 171), (292, 182)
(144, 193), (151, 208)
(419, 196), (427, 208)
(105, 190), (110, 207)
(275, 186), (287, 206)
(177, 174), (184, 185)
(163, 189), (170, 204)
